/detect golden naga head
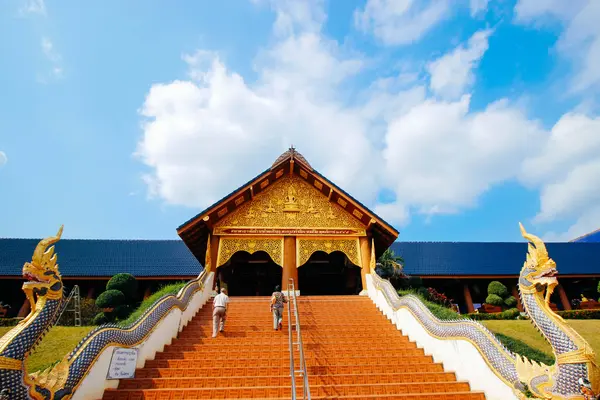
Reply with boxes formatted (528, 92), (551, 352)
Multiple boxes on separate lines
(519, 223), (558, 302)
(22, 225), (64, 289)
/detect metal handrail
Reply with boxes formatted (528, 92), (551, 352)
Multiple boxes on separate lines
(286, 278), (311, 400)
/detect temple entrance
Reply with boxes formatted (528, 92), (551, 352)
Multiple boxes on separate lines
(298, 251), (362, 295)
(216, 251), (282, 296)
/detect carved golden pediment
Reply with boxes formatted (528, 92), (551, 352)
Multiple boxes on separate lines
(296, 238), (361, 268)
(214, 175), (366, 234)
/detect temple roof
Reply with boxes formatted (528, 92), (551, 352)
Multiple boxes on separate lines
(177, 147), (399, 265)
(0, 239), (598, 278)
(570, 228), (600, 243)
(272, 146), (312, 170)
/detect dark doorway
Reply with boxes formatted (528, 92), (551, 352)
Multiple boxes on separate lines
(298, 251), (362, 295)
(216, 251), (282, 296)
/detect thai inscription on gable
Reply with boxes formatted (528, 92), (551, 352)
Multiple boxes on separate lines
(214, 175), (366, 236)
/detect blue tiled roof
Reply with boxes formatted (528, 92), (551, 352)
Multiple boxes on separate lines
(390, 242), (600, 276)
(0, 239), (202, 277)
(1, 239), (597, 278)
(572, 229), (600, 243)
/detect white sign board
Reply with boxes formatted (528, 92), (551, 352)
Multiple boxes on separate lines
(107, 348), (138, 380)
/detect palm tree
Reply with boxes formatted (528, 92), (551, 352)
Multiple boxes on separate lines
(376, 248), (405, 279)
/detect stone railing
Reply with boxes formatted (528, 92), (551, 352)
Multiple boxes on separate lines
(68, 270), (214, 400)
(366, 273), (519, 400)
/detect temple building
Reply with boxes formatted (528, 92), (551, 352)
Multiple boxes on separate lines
(1, 148), (599, 317)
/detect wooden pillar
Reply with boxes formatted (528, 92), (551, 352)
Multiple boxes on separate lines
(86, 287), (95, 299)
(512, 285), (523, 311)
(211, 235), (220, 290)
(463, 283), (474, 314)
(282, 236), (298, 290)
(557, 285), (571, 310)
(17, 299), (31, 318)
(359, 237), (371, 292)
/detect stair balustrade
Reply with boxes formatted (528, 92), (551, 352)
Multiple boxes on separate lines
(287, 278), (311, 400)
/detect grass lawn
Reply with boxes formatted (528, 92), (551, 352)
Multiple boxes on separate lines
(0, 326), (94, 372)
(483, 320), (600, 364)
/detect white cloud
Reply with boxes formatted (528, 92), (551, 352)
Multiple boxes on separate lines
(136, 2), (381, 209)
(514, 0), (600, 93)
(520, 113), (600, 226)
(19, 0), (46, 16)
(426, 29), (492, 99)
(354, 0), (450, 46)
(377, 95), (545, 220)
(470, 0), (489, 17)
(39, 37), (63, 81)
(136, 0), (600, 241)
(0, 151), (7, 166)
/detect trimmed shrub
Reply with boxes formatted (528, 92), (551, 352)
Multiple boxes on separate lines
(488, 281), (509, 298)
(486, 294), (504, 307)
(504, 296), (518, 308)
(468, 308), (520, 320)
(0, 318), (21, 327)
(494, 333), (554, 365)
(107, 273), (138, 300)
(556, 309), (600, 319)
(95, 290), (125, 309)
(92, 312), (108, 325)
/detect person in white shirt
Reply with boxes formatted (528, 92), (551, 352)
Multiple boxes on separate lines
(212, 288), (229, 338)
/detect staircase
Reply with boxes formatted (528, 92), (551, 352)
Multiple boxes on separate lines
(103, 296), (485, 400)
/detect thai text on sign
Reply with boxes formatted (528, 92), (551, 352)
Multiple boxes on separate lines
(107, 348), (138, 380)
(216, 227), (366, 236)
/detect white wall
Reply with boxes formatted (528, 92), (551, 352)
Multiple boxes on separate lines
(72, 272), (214, 400)
(366, 274), (518, 400)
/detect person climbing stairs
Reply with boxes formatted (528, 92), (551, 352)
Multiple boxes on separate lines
(102, 295), (485, 399)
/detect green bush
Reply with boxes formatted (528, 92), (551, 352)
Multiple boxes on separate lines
(95, 290), (125, 309)
(494, 333), (554, 365)
(57, 297), (101, 326)
(488, 281), (508, 298)
(504, 296), (518, 308)
(468, 308), (521, 320)
(398, 289), (465, 321)
(92, 312), (108, 325)
(0, 318), (21, 327)
(486, 294), (504, 306)
(107, 273), (138, 300)
(117, 282), (187, 327)
(556, 309), (600, 319)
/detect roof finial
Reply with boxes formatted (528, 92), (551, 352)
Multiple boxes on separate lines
(289, 144), (295, 152)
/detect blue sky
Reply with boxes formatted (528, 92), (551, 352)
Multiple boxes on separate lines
(0, 0), (599, 242)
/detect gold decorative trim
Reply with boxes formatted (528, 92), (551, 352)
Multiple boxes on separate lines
(353, 209), (363, 219)
(217, 237), (284, 267)
(299, 169), (308, 179)
(214, 226), (366, 236)
(296, 238), (361, 268)
(260, 179), (269, 189)
(0, 356), (23, 370)
(215, 175), (366, 231)
(217, 208), (228, 218)
(337, 198), (347, 208)
(314, 180), (323, 190)
(275, 169), (284, 179)
(234, 196), (244, 206)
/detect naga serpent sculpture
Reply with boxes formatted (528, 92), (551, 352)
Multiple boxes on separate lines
(370, 223), (599, 399)
(0, 226), (207, 400)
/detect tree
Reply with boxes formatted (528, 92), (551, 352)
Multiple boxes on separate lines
(486, 281), (518, 310)
(94, 273), (138, 323)
(376, 249), (405, 279)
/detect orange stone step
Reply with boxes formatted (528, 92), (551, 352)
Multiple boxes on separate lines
(102, 295), (485, 400)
